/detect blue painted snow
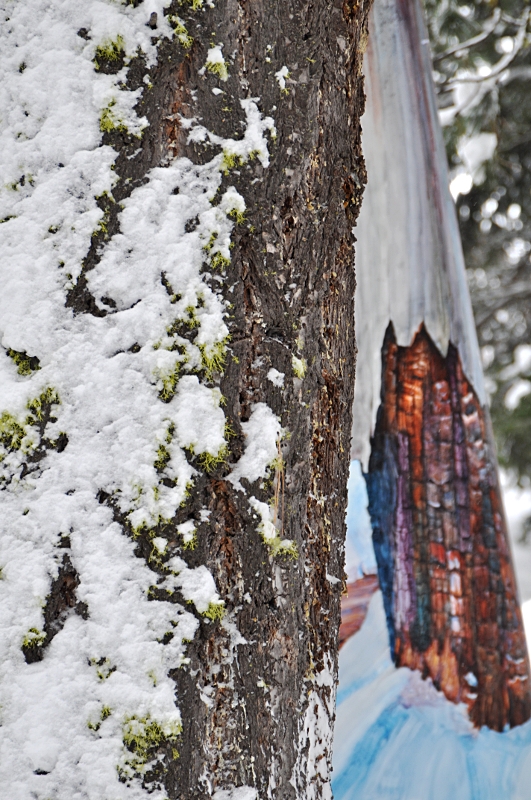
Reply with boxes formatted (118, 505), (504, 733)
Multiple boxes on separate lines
(334, 589), (531, 800)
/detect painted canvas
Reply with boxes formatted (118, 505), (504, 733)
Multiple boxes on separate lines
(333, 0), (531, 796)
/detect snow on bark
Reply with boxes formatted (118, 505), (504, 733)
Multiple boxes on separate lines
(228, 403), (281, 489)
(0, 1), (277, 796)
(291, 655), (336, 800)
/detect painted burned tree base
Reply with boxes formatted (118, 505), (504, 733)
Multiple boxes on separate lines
(365, 324), (531, 731)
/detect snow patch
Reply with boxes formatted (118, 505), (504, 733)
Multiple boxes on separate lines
(293, 655), (336, 800)
(166, 558), (224, 617)
(228, 403), (281, 489)
(275, 66), (289, 92)
(267, 368), (285, 387)
(213, 787), (258, 800)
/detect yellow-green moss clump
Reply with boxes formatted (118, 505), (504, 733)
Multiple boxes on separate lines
(6, 349), (40, 376)
(158, 364), (182, 403)
(0, 388), (60, 465)
(203, 601), (225, 621)
(22, 627), (46, 648)
(169, 16), (193, 48)
(88, 705), (112, 732)
(26, 387), (60, 423)
(292, 355), (307, 379)
(264, 536), (299, 559)
(120, 715), (182, 779)
(154, 443), (171, 472)
(202, 231), (218, 253)
(180, 0), (203, 9)
(209, 252), (231, 271)
(220, 152), (245, 175)
(94, 36), (126, 71)
(199, 341), (227, 381)
(228, 207), (246, 225)
(90, 656), (116, 682)
(181, 531), (197, 550)
(0, 412), (26, 455)
(197, 444), (228, 474)
(99, 101), (128, 134)
(206, 60), (228, 82)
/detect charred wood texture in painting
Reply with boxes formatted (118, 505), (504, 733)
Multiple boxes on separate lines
(365, 324), (531, 731)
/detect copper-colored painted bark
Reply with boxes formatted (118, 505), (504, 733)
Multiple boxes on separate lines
(366, 325), (531, 731)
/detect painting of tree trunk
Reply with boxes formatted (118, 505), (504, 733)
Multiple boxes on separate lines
(334, 0), (531, 795)
(366, 323), (530, 731)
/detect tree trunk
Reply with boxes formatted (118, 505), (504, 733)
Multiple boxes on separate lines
(0, 1), (370, 797)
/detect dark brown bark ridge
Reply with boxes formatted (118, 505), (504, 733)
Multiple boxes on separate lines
(73, 0), (371, 795)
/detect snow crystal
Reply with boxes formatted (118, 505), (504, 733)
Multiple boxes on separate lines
(166, 558), (224, 616)
(172, 377), (227, 458)
(176, 519), (197, 547)
(249, 496), (278, 542)
(267, 367), (285, 387)
(275, 66), (289, 92)
(229, 403), (281, 489)
(248, 496), (297, 558)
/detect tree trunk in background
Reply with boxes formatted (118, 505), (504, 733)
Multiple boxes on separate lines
(0, 1), (370, 798)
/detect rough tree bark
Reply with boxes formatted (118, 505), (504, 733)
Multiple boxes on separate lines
(161, 3), (370, 798)
(0, 0), (370, 797)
